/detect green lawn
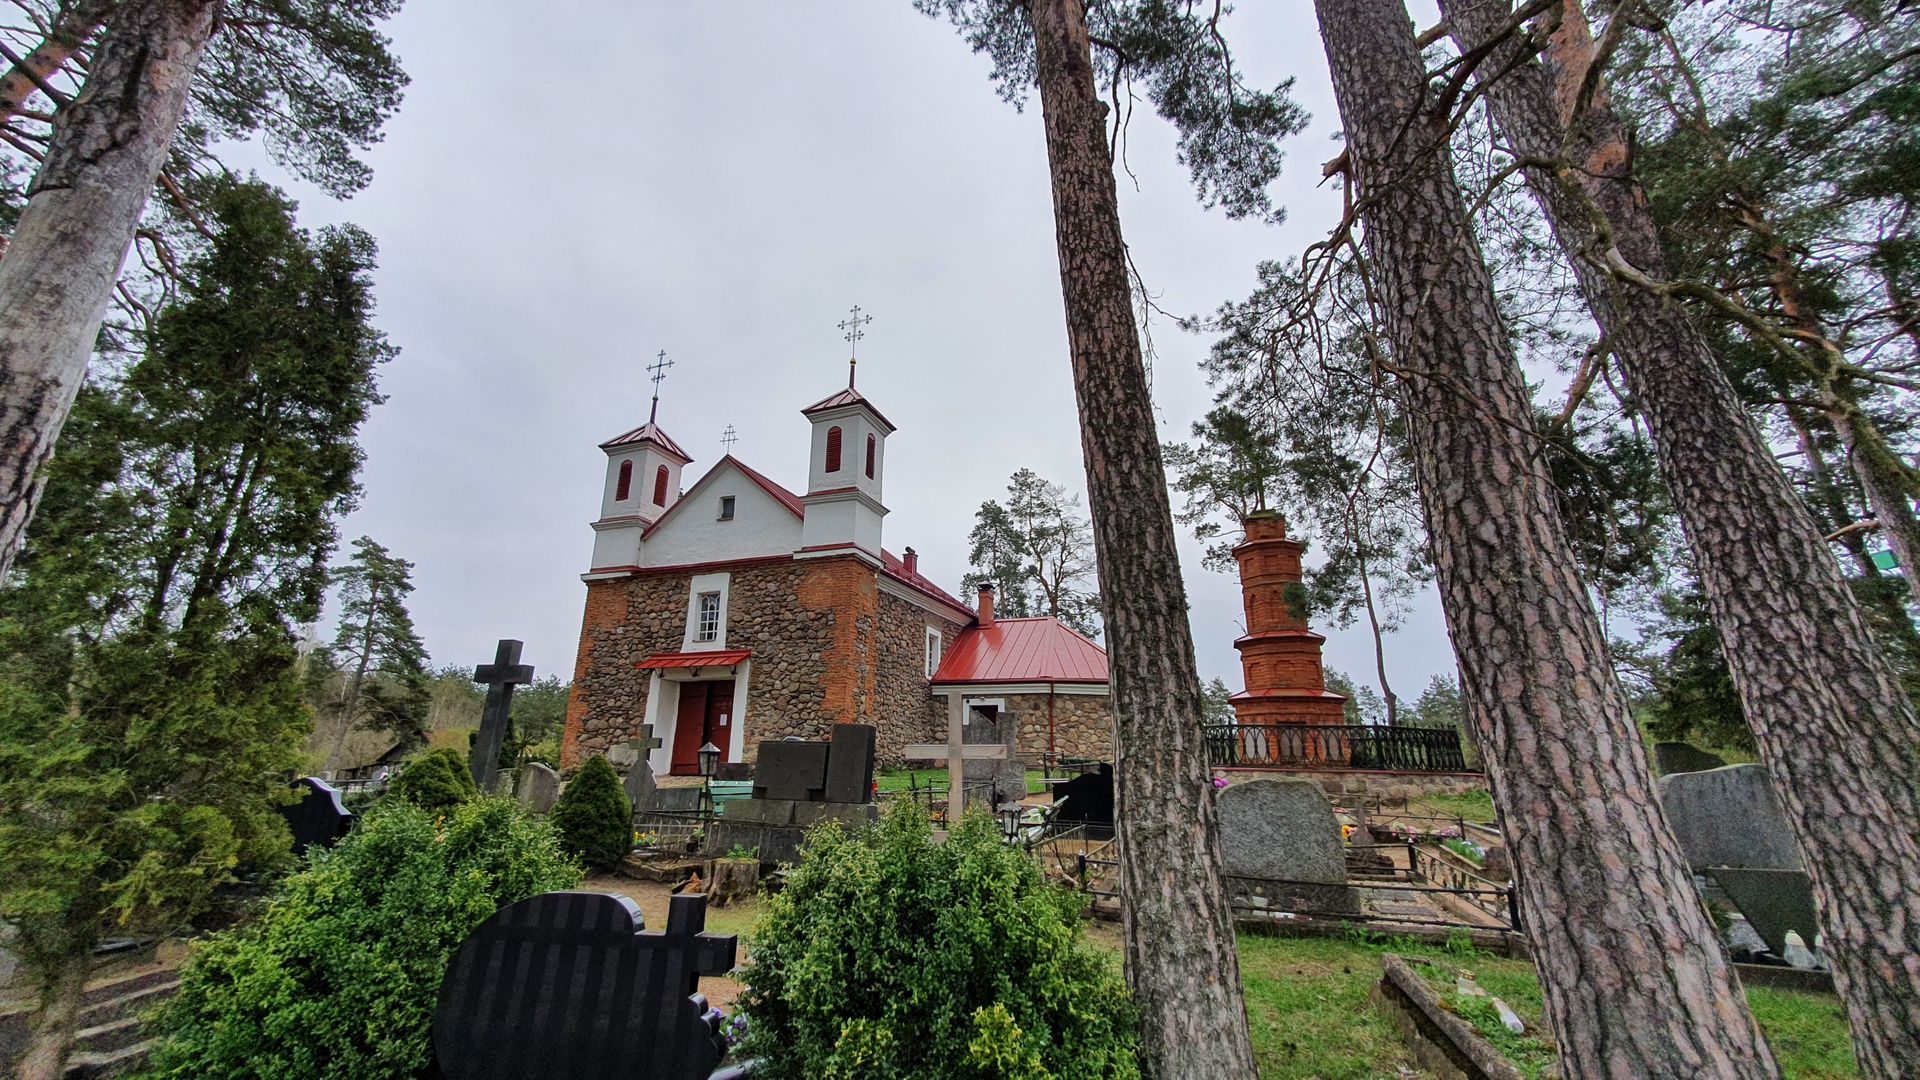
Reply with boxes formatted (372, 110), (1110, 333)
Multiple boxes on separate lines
(875, 767), (1046, 796)
(1411, 788), (1495, 822)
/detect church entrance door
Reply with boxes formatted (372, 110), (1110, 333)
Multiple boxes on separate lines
(670, 680), (735, 775)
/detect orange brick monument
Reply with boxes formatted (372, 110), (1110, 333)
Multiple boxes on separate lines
(1228, 511), (1348, 727)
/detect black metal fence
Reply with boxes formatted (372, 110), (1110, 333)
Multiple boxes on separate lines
(1202, 723), (1471, 772)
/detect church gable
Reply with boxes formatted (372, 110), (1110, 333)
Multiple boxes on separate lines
(641, 458), (804, 568)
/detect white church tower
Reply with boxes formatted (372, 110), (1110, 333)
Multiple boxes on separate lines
(798, 328), (892, 563)
(587, 355), (691, 573)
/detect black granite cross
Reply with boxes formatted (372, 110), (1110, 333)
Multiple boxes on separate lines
(470, 639), (534, 793)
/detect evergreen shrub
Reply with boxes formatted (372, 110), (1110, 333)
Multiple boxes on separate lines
(388, 746), (475, 810)
(548, 754), (632, 869)
(739, 801), (1139, 1078)
(142, 798), (579, 1079)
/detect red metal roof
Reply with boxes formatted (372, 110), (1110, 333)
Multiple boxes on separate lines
(801, 387), (896, 433)
(599, 421), (692, 462)
(880, 549), (973, 619)
(636, 649), (751, 670)
(932, 618), (1109, 685)
(724, 456), (808, 518)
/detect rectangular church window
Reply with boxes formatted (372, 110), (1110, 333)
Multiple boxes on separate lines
(696, 592), (722, 642)
(717, 495), (735, 520)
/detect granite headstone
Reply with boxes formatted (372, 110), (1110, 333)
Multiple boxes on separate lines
(1653, 741), (1729, 777)
(1657, 764), (1802, 871)
(963, 705), (1025, 803)
(516, 762), (561, 814)
(1054, 764), (1114, 827)
(433, 891), (740, 1080)
(1708, 868), (1821, 959)
(822, 724), (877, 803)
(279, 777), (353, 856)
(1215, 777), (1356, 914)
(753, 741), (829, 801)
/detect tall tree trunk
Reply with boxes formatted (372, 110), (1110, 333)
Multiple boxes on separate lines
(1443, 3), (1920, 1070)
(1027, 1), (1258, 1074)
(0, 0), (214, 579)
(323, 581), (382, 774)
(1315, 1), (1779, 1073)
(16, 950), (89, 1080)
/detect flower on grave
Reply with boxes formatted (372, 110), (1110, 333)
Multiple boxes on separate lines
(720, 1011), (750, 1048)
(1211, 775), (1229, 790)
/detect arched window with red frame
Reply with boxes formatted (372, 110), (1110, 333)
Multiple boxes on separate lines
(825, 426), (843, 473)
(653, 465), (669, 506)
(615, 459), (633, 501)
(865, 434), (876, 479)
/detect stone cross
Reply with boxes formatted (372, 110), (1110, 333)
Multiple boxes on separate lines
(470, 639), (534, 794)
(905, 693), (1008, 819)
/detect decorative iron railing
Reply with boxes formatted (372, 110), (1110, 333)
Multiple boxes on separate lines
(1201, 723), (1471, 773)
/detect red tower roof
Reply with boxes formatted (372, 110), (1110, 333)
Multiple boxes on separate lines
(598, 421), (692, 463)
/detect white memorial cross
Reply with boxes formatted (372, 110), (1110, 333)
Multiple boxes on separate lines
(903, 692), (1007, 819)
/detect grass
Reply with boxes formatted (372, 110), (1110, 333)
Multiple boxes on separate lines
(1412, 789), (1495, 822)
(875, 767), (1047, 796)
(1078, 926), (1859, 1078)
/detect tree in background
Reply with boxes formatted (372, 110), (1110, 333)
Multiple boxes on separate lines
(921, 0), (1304, 1070)
(1199, 676), (1234, 728)
(0, 178), (392, 1079)
(0, 0), (408, 577)
(962, 468), (1102, 637)
(320, 536), (430, 773)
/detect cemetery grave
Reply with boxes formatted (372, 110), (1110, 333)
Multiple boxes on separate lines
(277, 777), (355, 856)
(1658, 763), (1825, 966)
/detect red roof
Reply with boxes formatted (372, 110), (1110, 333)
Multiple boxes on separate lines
(932, 617), (1109, 685)
(802, 386), (895, 433)
(725, 455), (808, 518)
(599, 421), (692, 462)
(880, 549), (973, 619)
(637, 649), (751, 670)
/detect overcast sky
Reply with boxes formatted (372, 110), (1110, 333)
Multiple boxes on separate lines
(258, 0), (1459, 701)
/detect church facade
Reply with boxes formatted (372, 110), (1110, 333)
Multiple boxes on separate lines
(561, 376), (1113, 777)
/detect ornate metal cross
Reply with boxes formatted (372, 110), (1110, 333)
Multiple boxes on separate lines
(837, 304), (873, 387)
(647, 349), (674, 422)
(720, 424), (738, 453)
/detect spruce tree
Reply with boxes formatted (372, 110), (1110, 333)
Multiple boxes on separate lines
(321, 536), (431, 773)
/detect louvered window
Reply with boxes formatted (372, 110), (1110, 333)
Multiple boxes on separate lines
(825, 426), (843, 473)
(653, 465), (669, 506)
(615, 460), (632, 501)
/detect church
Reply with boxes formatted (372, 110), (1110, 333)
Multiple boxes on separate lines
(560, 364), (1113, 778)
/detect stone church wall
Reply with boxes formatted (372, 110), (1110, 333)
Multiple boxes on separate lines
(873, 590), (965, 767)
(1001, 692), (1113, 766)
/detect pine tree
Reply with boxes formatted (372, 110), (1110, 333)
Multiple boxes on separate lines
(321, 536), (431, 773)
(1311, 0), (1777, 1070)
(962, 469), (1102, 637)
(0, 0), (407, 577)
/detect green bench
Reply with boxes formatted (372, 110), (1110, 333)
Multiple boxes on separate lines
(707, 779), (755, 811)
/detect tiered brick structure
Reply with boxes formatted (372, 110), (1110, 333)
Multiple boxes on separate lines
(1229, 511), (1347, 726)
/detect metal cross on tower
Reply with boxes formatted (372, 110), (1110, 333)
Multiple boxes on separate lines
(647, 349), (674, 423)
(720, 424), (738, 453)
(837, 304), (873, 387)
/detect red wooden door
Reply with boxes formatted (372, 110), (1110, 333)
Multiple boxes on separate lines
(671, 683), (711, 774)
(669, 681), (736, 775)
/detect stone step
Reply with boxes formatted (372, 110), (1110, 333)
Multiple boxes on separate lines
(63, 1036), (156, 1079)
(73, 1015), (147, 1056)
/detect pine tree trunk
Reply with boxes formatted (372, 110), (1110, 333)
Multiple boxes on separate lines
(1314, 1), (1780, 1073)
(1026, 1), (1258, 1074)
(16, 951), (89, 1080)
(324, 583), (383, 774)
(0, 0), (214, 579)
(1441, 4), (1920, 1071)
(0, 0), (115, 121)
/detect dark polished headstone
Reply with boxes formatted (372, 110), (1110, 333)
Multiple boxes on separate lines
(280, 777), (353, 856)
(434, 891), (737, 1080)
(1708, 868), (1820, 959)
(470, 639), (535, 794)
(714, 762), (753, 782)
(1054, 764), (1114, 826)
(823, 724), (876, 803)
(753, 741), (829, 801)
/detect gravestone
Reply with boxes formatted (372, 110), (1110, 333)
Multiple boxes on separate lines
(1653, 741), (1728, 776)
(1215, 777), (1357, 914)
(279, 777), (353, 856)
(1053, 764), (1113, 827)
(516, 762), (561, 814)
(753, 741), (830, 801)
(712, 726), (878, 864)
(963, 705), (1026, 803)
(470, 639), (535, 793)
(1708, 868), (1821, 959)
(434, 891), (740, 1080)
(1656, 764), (1802, 871)
(620, 726), (666, 814)
(822, 723), (876, 803)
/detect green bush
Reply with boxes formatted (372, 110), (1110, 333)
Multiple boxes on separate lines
(548, 754), (631, 869)
(388, 746), (475, 811)
(739, 801), (1139, 1079)
(141, 798), (579, 1079)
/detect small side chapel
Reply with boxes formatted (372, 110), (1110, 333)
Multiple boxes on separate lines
(561, 359), (1113, 777)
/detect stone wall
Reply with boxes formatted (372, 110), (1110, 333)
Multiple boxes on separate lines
(873, 590), (963, 766)
(1001, 692), (1113, 766)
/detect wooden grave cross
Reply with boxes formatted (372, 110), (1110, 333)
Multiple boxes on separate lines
(904, 693), (1007, 819)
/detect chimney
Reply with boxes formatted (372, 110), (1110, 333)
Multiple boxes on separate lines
(903, 546), (918, 575)
(977, 581), (996, 628)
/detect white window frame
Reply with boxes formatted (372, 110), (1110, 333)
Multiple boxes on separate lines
(925, 626), (943, 678)
(695, 592), (722, 642)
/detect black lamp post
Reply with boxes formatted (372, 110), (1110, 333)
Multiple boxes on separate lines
(697, 742), (721, 778)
